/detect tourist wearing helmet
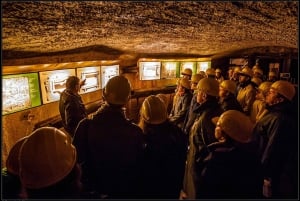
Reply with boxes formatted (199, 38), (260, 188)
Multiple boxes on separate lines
(205, 68), (216, 79)
(180, 78), (223, 199)
(218, 80), (243, 113)
(73, 76), (145, 199)
(267, 71), (277, 82)
(18, 127), (82, 199)
(249, 81), (272, 123)
(237, 67), (256, 115)
(215, 68), (224, 83)
(181, 68), (193, 80)
(59, 76), (87, 137)
(194, 110), (263, 198)
(182, 74), (204, 136)
(169, 78), (193, 129)
(138, 95), (187, 199)
(252, 80), (297, 198)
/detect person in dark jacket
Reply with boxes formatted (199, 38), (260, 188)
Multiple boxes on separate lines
(196, 110), (263, 198)
(182, 74), (204, 137)
(180, 78), (223, 199)
(169, 77), (193, 129)
(138, 95), (187, 199)
(59, 76), (87, 137)
(73, 76), (146, 199)
(252, 80), (297, 198)
(2, 136), (28, 199)
(237, 67), (256, 115)
(218, 80), (243, 112)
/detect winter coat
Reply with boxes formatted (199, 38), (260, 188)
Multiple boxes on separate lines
(252, 101), (298, 198)
(219, 93), (243, 113)
(169, 91), (193, 129)
(140, 121), (187, 199)
(73, 103), (145, 199)
(196, 141), (263, 198)
(59, 89), (87, 137)
(181, 99), (223, 199)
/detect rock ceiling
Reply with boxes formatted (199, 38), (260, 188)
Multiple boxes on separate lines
(1, 1), (298, 66)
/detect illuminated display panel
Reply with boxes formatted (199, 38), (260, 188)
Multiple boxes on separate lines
(39, 69), (76, 104)
(179, 62), (196, 77)
(139, 61), (161, 80)
(161, 61), (178, 79)
(76, 66), (101, 94)
(197, 61), (211, 73)
(101, 65), (120, 89)
(2, 73), (41, 115)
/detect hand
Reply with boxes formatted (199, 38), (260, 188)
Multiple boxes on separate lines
(179, 190), (187, 200)
(80, 79), (86, 88)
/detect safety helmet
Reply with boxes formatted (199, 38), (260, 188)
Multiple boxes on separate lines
(6, 136), (28, 175)
(103, 76), (131, 105)
(233, 66), (241, 73)
(206, 68), (216, 77)
(156, 93), (169, 109)
(219, 80), (237, 94)
(238, 67), (253, 77)
(253, 68), (263, 76)
(212, 110), (254, 143)
(19, 127), (76, 189)
(215, 68), (222, 73)
(251, 77), (263, 87)
(141, 95), (167, 125)
(268, 71), (277, 77)
(179, 77), (191, 89)
(197, 77), (219, 97)
(181, 68), (192, 76)
(258, 81), (272, 95)
(191, 73), (204, 84)
(270, 80), (296, 101)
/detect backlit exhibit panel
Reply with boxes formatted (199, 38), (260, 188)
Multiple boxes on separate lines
(39, 69), (76, 104)
(197, 61), (211, 73)
(161, 61), (178, 79)
(180, 62), (196, 77)
(139, 61), (161, 80)
(77, 66), (101, 94)
(2, 73), (41, 115)
(101, 65), (120, 89)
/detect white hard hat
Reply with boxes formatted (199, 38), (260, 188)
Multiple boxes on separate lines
(103, 76), (131, 105)
(141, 95), (167, 124)
(19, 127), (76, 189)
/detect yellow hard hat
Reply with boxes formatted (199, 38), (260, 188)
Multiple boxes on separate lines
(205, 68), (216, 76)
(251, 77), (263, 87)
(253, 68), (263, 76)
(179, 77), (191, 89)
(141, 95), (167, 124)
(191, 73), (204, 84)
(197, 77), (219, 97)
(103, 76), (131, 105)
(219, 80), (237, 94)
(215, 68), (222, 73)
(233, 66), (241, 73)
(238, 67), (253, 77)
(6, 136), (28, 175)
(212, 110), (254, 143)
(258, 81), (272, 94)
(181, 68), (192, 76)
(156, 93), (169, 109)
(271, 80), (296, 101)
(19, 127), (76, 189)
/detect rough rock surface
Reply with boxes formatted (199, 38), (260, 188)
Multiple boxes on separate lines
(2, 1), (298, 66)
